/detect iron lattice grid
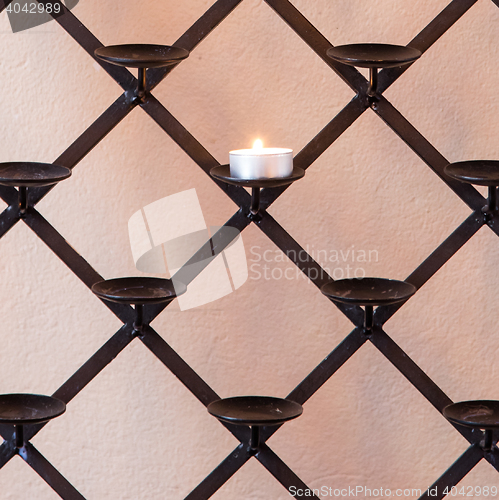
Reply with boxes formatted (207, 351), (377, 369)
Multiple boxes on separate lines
(0, 0), (497, 498)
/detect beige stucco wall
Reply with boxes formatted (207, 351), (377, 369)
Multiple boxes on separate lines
(1, 0), (499, 497)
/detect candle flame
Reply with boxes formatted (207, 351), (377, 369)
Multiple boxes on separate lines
(253, 139), (263, 150)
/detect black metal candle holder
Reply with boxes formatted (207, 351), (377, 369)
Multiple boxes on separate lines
(445, 161), (499, 220)
(207, 396), (303, 454)
(0, 162), (71, 217)
(444, 400), (499, 452)
(210, 164), (305, 220)
(91, 277), (186, 333)
(321, 277), (416, 334)
(326, 44), (421, 106)
(0, 394), (66, 449)
(94, 44), (189, 102)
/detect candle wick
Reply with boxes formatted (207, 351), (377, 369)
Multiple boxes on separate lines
(253, 139), (264, 151)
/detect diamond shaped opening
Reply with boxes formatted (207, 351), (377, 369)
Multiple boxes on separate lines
(0, 455), (61, 500)
(271, 109), (471, 280)
(72, 0), (214, 47)
(289, 0), (451, 48)
(0, 17), (123, 163)
(455, 459), (499, 491)
(385, 0), (499, 161)
(156, 0), (354, 165)
(0, 221), (121, 394)
(270, 342), (465, 490)
(151, 222), (354, 398)
(39, 108), (237, 280)
(210, 457), (291, 499)
(385, 226), (499, 403)
(34, 339), (237, 499)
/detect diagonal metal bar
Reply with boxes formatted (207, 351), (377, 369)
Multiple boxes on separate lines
(409, 0), (478, 52)
(0, 424), (13, 444)
(30, 93), (136, 206)
(483, 211), (499, 239)
(370, 328), (474, 442)
(375, 210), (483, 325)
(22, 210), (103, 288)
(174, 0), (243, 51)
(419, 444), (483, 500)
(0, 440), (15, 469)
(145, 209), (251, 322)
(370, 328), (453, 412)
(141, 95), (366, 228)
(264, 0), (475, 105)
(256, 444), (319, 499)
(259, 327), (368, 444)
(0, 205), (19, 239)
(52, 325), (135, 405)
(38, 0), (134, 90)
(379, 0), (479, 93)
(22, 442), (86, 500)
(139, 325), (255, 441)
(263, 0), (365, 92)
(255, 210), (364, 325)
(292, 95), (366, 171)
(404, 210), (483, 289)
(0, 0), (13, 13)
(252, 215), (327, 290)
(174, 0), (242, 51)
(0, 185), (18, 206)
(261, 94), (367, 208)
(22, 209), (134, 323)
(263, 0), (483, 225)
(140, 95), (249, 207)
(172, 210), (251, 288)
(148, 0), (245, 89)
(287, 328), (367, 405)
(140, 211), (252, 373)
(484, 446), (499, 471)
(54, 96), (134, 169)
(139, 325), (249, 449)
(374, 97), (484, 211)
(368, 328), (499, 464)
(139, 326), (220, 408)
(15, 325), (137, 445)
(184, 443), (250, 500)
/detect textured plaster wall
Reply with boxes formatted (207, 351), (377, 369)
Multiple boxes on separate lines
(1, 0), (499, 498)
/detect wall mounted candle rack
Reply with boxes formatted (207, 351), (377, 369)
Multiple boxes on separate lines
(1, 0), (499, 498)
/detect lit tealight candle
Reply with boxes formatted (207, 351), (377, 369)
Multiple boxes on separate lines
(229, 140), (293, 179)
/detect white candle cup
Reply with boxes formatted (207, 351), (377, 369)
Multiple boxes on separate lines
(229, 147), (293, 179)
